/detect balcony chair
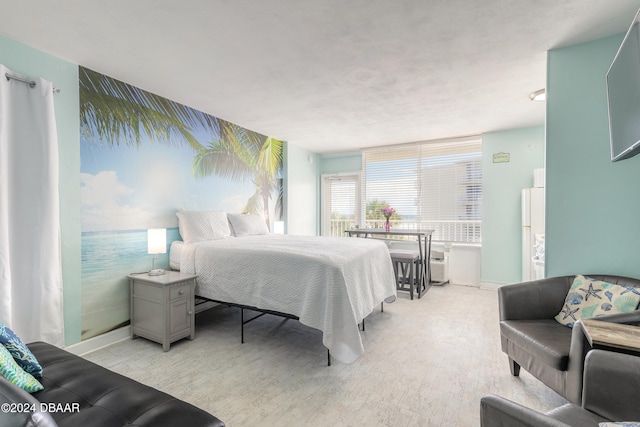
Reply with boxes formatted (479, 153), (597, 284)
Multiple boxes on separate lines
(498, 274), (640, 405)
(389, 249), (421, 299)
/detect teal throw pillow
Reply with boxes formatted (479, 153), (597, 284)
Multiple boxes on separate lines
(554, 275), (640, 328)
(0, 323), (43, 377)
(0, 345), (43, 393)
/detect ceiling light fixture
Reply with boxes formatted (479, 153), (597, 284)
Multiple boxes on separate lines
(529, 89), (546, 101)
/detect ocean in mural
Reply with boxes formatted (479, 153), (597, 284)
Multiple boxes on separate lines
(80, 228), (179, 338)
(80, 66), (283, 340)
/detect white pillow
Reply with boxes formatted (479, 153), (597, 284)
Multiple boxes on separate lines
(176, 210), (231, 243)
(227, 213), (270, 237)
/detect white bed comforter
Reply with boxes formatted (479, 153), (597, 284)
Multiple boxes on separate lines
(180, 234), (397, 363)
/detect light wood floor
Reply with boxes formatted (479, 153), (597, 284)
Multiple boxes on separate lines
(83, 284), (567, 426)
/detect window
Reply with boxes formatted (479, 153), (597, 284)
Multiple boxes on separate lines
(321, 173), (360, 236)
(361, 136), (482, 243)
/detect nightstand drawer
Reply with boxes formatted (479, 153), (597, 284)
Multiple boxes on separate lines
(170, 283), (191, 300)
(133, 282), (163, 301)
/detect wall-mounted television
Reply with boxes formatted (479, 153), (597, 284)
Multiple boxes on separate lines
(607, 8), (640, 162)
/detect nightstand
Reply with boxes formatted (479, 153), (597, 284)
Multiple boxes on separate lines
(127, 271), (197, 351)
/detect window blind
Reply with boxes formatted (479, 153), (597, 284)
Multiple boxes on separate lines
(361, 136), (482, 242)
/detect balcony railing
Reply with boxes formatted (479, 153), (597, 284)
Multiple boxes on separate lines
(329, 219), (482, 243)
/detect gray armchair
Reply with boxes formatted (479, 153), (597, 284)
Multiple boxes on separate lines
(498, 274), (640, 405)
(480, 349), (640, 426)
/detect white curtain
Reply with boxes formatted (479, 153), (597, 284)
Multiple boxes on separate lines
(0, 65), (64, 346)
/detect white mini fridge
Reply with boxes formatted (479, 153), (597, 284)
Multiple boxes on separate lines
(522, 187), (545, 282)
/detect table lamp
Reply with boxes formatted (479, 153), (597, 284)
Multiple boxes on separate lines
(147, 228), (166, 276)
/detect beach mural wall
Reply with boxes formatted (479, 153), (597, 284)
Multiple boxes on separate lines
(80, 66), (283, 340)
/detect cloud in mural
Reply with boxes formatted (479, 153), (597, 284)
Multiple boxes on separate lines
(80, 170), (163, 232)
(81, 170), (131, 207)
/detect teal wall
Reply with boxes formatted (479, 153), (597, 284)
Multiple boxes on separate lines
(319, 152), (362, 175)
(546, 34), (640, 278)
(481, 126), (545, 285)
(1, 35), (82, 345)
(284, 142), (319, 235)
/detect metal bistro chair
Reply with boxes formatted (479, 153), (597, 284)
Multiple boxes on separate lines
(389, 249), (421, 299)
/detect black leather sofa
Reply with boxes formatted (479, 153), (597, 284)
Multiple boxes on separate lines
(0, 342), (225, 427)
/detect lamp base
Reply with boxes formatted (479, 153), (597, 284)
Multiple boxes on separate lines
(148, 269), (166, 276)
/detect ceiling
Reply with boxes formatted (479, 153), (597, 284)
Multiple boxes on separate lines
(2, 1), (640, 154)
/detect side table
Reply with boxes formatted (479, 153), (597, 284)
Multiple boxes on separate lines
(581, 318), (640, 355)
(127, 271), (197, 351)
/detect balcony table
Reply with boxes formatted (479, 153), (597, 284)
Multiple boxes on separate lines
(345, 228), (435, 298)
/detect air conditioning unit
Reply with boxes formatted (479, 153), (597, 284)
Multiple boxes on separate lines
(430, 251), (449, 284)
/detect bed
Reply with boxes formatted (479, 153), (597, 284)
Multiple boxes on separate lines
(171, 211), (397, 364)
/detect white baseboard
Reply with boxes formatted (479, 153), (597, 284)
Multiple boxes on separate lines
(64, 302), (218, 357)
(449, 282), (480, 288)
(64, 325), (131, 357)
(480, 281), (506, 290)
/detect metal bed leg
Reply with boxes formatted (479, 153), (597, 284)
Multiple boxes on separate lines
(216, 300), (333, 365)
(240, 307), (268, 343)
(359, 303), (385, 332)
(238, 303), (337, 366)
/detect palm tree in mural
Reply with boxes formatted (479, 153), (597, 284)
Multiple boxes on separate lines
(79, 66), (283, 221)
(192, 122), (283, 226)
(80, 67), (209, 151)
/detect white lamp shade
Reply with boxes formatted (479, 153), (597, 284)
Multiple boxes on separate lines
(147, 228), (167, 255)
(273, 221), (285, 235)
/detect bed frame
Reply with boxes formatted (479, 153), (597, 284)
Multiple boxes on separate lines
(196, 296), (383, 366)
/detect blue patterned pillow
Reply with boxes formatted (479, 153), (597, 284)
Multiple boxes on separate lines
(599, 423), (640, 427)
(0, 345), (43, 393)
(0, 323), (43, 377)
(555, 275), (640, 328)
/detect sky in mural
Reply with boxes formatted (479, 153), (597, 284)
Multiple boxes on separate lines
(80, 130), (256, 232)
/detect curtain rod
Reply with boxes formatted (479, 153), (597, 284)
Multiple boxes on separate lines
(5, 73), (61, 94)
